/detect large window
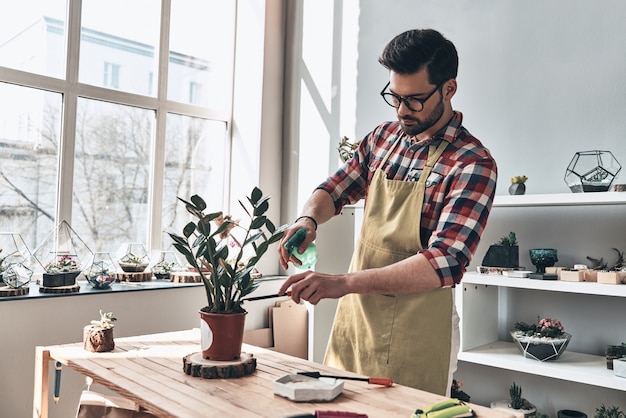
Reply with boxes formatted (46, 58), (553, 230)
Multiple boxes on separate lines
(0, 0), (236, 258)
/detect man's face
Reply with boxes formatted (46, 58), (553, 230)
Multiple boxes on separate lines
(387, 70), (444, 136)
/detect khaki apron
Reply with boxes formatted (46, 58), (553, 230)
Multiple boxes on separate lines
(324, 138), (453, 395)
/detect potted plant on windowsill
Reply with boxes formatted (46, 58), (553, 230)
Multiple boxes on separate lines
(169, 187), (286, 361)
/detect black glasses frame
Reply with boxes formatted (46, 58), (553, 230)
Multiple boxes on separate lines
(380, 81), (443, 112)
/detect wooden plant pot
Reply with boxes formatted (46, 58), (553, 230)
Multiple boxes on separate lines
(199, 310), (247, 361)
(83, 326), (115, 352)
(597, 271), (626, 285)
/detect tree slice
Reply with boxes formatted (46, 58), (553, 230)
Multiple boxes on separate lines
(0, 286), (30, 297)
(83, 326), (115, 352)
(117, 272), (153, 282)
(170, 272), (202, 283)
(39, 284), (80, 294)
(182, 352), (256, 379)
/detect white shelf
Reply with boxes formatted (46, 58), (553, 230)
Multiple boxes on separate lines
(463, 272), (626, 297)
(459, 341), (626, 391)
(494, 192), (626, 207)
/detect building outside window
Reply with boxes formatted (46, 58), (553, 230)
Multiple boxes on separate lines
(0, 0), (236, 256)
(103, 62), (120, 89)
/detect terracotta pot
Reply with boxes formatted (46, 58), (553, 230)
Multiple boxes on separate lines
(199, 310), (247, 360)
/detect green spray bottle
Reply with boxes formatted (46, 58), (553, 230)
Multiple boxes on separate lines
(284, 228), (317, 269)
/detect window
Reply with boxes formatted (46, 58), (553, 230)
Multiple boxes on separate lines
(103, 62), (120, 89)
(0, 0), (236, 257)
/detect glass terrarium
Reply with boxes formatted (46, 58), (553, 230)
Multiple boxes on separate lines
(116, 243), (150, 272)
(151, 251), (185, 280)
(564, 150), (622, 193)
(0, 232), (37, 288)
(33, 221), (93, 287)
(83, 252), (117, 289)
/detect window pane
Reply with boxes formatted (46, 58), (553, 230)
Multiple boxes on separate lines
(168, 0), (235, 109)
(79, 0), (161, 96)
(72, 98), (154, 253)
(0, 0), (67, 78)
(161, 114), (227, 250)
(0, 82), (60, 249)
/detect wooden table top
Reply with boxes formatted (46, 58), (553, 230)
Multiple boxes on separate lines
(36, 329), (513, 418)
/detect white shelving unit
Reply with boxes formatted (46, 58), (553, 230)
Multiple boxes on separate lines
(455, 192), (626, 412)
(456, 273), (626, 392)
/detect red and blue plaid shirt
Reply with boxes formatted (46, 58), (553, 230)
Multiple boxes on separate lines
(317, 111), (497, 286)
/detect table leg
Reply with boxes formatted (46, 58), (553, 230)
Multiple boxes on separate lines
(33, 347), (50, 418)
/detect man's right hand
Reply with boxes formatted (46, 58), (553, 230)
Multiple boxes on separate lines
(278, 218), (317, 269)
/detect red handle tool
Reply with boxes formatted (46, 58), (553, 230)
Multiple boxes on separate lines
(297, 371), (393, 387)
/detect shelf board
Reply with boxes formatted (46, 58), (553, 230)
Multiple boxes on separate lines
(494, 192), (626, 207)
(462, 272), (626, 297)
(459, 341), (626, 391)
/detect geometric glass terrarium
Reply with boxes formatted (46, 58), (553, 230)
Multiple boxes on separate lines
(83, 252), (117, 289)
(0, 232), (37, 289)
(564, 150), (622, 193)
(33, 220), (93, 287)
(116, 242), (150, 273)
(151, 251), (185, 280)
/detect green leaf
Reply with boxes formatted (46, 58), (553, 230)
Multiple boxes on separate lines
(253, 199), (269, 216)
(267, 231), (284, 244)
(168, 233), (187, 247)
(250, 216), (266, 230)
(266, 219), (276, 234)
(183, 222), (196, 238)
(213, 220), (233, 237)
(198, 217), (212, 236)
(250, 187), (262, 204)
(190, 194), (207, 211)
(215, 245), (229, 261)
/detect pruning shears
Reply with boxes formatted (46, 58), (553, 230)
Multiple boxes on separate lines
(412, 399), (473, 418)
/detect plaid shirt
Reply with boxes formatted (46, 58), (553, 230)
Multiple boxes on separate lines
(318, 111), (497, 286)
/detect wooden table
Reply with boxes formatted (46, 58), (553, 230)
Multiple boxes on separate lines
(33, 329), (512, 418)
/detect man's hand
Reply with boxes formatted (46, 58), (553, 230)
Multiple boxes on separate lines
(279, 270), (349, 305)
(278, 222), (316, 269)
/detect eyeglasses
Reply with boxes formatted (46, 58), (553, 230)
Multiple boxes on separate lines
(380, 81), (443, 112)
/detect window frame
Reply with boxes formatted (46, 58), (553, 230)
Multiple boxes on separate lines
(0, 0), (237, 254)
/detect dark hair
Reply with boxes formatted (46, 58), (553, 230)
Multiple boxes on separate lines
(378, 29), (458, 85)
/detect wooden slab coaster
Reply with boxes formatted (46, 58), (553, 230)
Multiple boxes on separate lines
(182, 352), (256, 379)
(0, 286), (30, 297)
(117, 271), (153, 282)
(39, 284), (81, 294)
(170, 272), (202, 283)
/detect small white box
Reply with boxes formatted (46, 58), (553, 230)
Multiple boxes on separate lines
(614, 357), (626, 378)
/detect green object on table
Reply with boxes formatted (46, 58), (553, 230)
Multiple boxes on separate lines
(284, 228), (317, 269)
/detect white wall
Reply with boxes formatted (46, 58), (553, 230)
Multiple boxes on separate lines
(355, 0), (626, 196)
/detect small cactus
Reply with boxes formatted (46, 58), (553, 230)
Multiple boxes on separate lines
(509, 382), (523, 409)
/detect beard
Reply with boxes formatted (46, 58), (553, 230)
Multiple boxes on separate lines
(399, 95), (444, 136)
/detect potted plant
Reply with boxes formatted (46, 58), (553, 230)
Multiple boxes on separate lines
(117, 243), (150, 273)
(83, 310), (117, 352)
(509, 175), (528, 195)
(151, 251), (184, 280)
(169, 187), (285, 361)
(593, 405), (625, 418)
(511, 317), (571, 361)
(491, 382), (536, 418)
(605, 343), (626, 370)
(481, 231), (520, 269)
(42, 254), (82, 287)
(337, 135), (359, 163)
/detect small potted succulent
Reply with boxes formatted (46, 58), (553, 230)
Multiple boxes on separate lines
(83, 310), (117, 352)
(151, 251), (184, 280)
(83, 252), (117, 289)
(491, 382), (536, 418)
(481, 231), (520, 269)
(43, 254), (82, 287)
(511, 317), (571, 361)
(117, 243), (150, 273)
(509, 175), (528, 195)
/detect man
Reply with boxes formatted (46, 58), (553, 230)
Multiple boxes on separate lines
(278, 29), (497, 396)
